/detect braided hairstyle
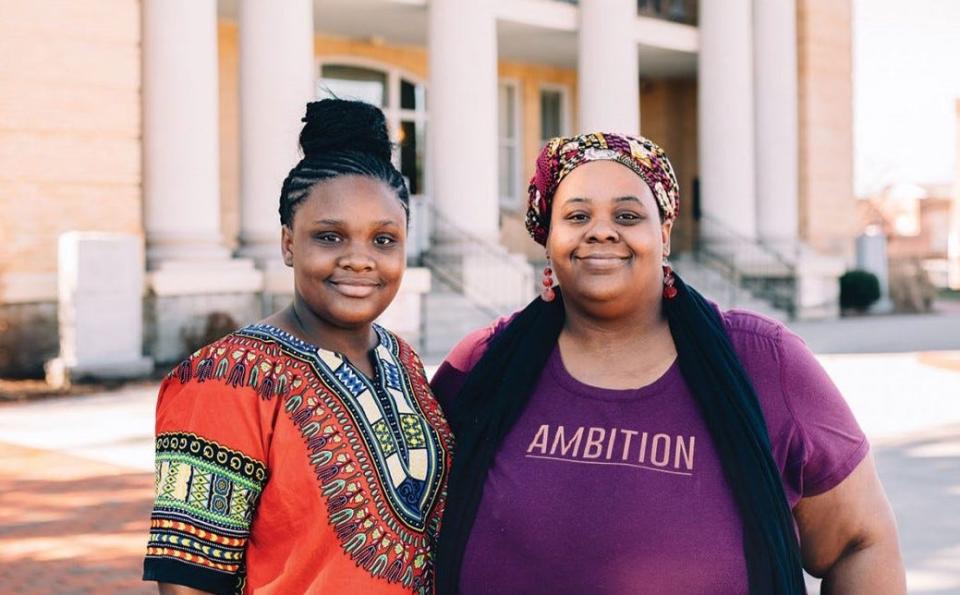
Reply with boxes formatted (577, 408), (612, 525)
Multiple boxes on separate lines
(279, 99), (409, 227)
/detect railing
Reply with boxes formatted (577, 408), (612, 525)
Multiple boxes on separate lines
(419, 202), (536, 318)
(554, 0), (698, 26)
(693, 214), (799, 317)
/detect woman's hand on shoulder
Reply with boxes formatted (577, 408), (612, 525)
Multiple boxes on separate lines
(793, 453), (905, 594)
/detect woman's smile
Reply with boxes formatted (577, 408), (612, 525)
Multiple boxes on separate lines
(573, 252), (631, 272)
(326, 276), (382, 298)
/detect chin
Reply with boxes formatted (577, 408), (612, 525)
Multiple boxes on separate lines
(327, 301), (388, 327)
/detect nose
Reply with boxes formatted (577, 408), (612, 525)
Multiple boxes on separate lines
(585, 217), (620, 243)
(338, 249), (375, 272)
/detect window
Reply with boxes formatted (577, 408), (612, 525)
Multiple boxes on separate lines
(498, 81), (521, 209)
(539, 86), (569, 143)
(319, 65), (387, 107)
(317, 62), (428, 195)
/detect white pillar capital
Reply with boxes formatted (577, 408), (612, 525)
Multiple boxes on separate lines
(237, 0), (316, 266)
(578, 0), (639, 135)
(428, 0), (499, 241)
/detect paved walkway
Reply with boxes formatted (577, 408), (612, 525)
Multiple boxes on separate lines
(1, 317), (958, 593)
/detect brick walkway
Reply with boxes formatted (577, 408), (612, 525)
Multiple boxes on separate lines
(0, 442), (154, 594)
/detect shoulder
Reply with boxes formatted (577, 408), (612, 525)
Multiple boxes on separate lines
(719, 308), (812, 370)
(164, 326), (292, 399)
(429, 315), (515, 409)
(438, 315), (515, 375)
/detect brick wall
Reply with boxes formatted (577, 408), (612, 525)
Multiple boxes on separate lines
(0, 0), (142, 302)
(797, 0), (856, 257)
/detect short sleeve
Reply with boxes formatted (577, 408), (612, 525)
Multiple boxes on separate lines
(429, 317), (511, 410)
(143, 344), (278, 594)
(778, 328), (869, 498)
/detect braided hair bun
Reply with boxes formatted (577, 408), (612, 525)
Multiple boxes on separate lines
(299, 99), (393, 162)
(279, 99), (408, 227)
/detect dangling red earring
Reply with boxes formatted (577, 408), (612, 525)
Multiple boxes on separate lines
(662, 263), (678, 299)
(541, 264), (556, 302)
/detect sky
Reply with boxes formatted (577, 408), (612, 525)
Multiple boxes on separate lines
(854, 0), (960, 196)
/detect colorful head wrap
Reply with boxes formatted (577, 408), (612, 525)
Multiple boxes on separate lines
(525, 132), (680, 245)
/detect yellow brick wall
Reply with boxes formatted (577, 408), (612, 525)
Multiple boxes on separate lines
(797, 0), (855, 256)
(0, 0), (142, 290)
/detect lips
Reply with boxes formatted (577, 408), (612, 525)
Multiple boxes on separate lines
(327, 277), (380, 298)
(574, 253), (630, 271)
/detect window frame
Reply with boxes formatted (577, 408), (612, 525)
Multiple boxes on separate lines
(538, 82), (571, 145)
(497, 78), (523, 211)
(316, 56), (430, 197)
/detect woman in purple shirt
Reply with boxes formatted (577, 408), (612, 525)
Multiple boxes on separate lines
(431, 133), (904, 594)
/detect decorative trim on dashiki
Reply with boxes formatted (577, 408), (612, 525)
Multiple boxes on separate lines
(145, 432), (266, 585)
(170, 325), (452, 594)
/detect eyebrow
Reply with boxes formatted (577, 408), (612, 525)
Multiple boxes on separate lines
(311, 218), (400, 227)
(561, 195), (644, 205)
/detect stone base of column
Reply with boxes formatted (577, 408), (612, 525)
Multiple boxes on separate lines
(147, 258), (263, 296)
(45, 356), (153, 389)
(236, 232), (283, 267)
(146, 258), (265, 365)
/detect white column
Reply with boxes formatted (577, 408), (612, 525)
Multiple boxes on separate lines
(238, 0), (316, 264)
(578, 0), (639, 134)
(428, 0), (499, 240)
(950, 99), (960, 289)
(754, 0), (799, 247)
(142, 0), (228, 263)
(698, 0), (757, 240)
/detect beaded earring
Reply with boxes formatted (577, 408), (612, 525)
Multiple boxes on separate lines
(541, 262), (556, 302)
(662, 262), (678, 300)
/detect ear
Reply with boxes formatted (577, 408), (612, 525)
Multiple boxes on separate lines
(281, 225), (294, 267)
(661, 219), (674, 258)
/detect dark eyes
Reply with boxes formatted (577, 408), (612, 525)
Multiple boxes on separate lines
(564, 212), (644, 223)
(312, 232), (398, 246)
(315, 232), (341, 243)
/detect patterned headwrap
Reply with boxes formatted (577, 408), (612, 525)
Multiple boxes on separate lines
(525, 132), (680, 245)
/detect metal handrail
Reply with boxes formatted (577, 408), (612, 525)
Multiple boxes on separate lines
(693, 213), (799, 317)
(420, 202), (535, 318)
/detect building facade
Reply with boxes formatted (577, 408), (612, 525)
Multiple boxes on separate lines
(0, 0), (856, 377)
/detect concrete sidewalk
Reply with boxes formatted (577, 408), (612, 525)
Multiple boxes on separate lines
(0, 350), (958, 593)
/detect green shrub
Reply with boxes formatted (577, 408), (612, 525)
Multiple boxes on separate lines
(839, 270), (881, 312)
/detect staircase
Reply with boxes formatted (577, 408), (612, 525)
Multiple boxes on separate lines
(415, 201), (536, 363)
(670, 254), (789, 321)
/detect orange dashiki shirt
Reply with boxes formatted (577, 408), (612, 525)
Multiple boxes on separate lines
(142, 324), (453, 594)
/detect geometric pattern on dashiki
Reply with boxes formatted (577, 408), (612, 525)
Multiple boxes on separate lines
(184, 323), (453, 594)
(146, 432), (266, 579)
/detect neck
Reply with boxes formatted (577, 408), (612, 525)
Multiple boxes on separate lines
(561, 297), (670, 353)
(289, 295), (376, 360)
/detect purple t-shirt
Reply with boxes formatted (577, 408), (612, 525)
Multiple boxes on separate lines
(430, 310), (868, 595)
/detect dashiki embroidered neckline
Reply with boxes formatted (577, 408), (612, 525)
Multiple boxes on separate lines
(235, 323), (450, 590)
